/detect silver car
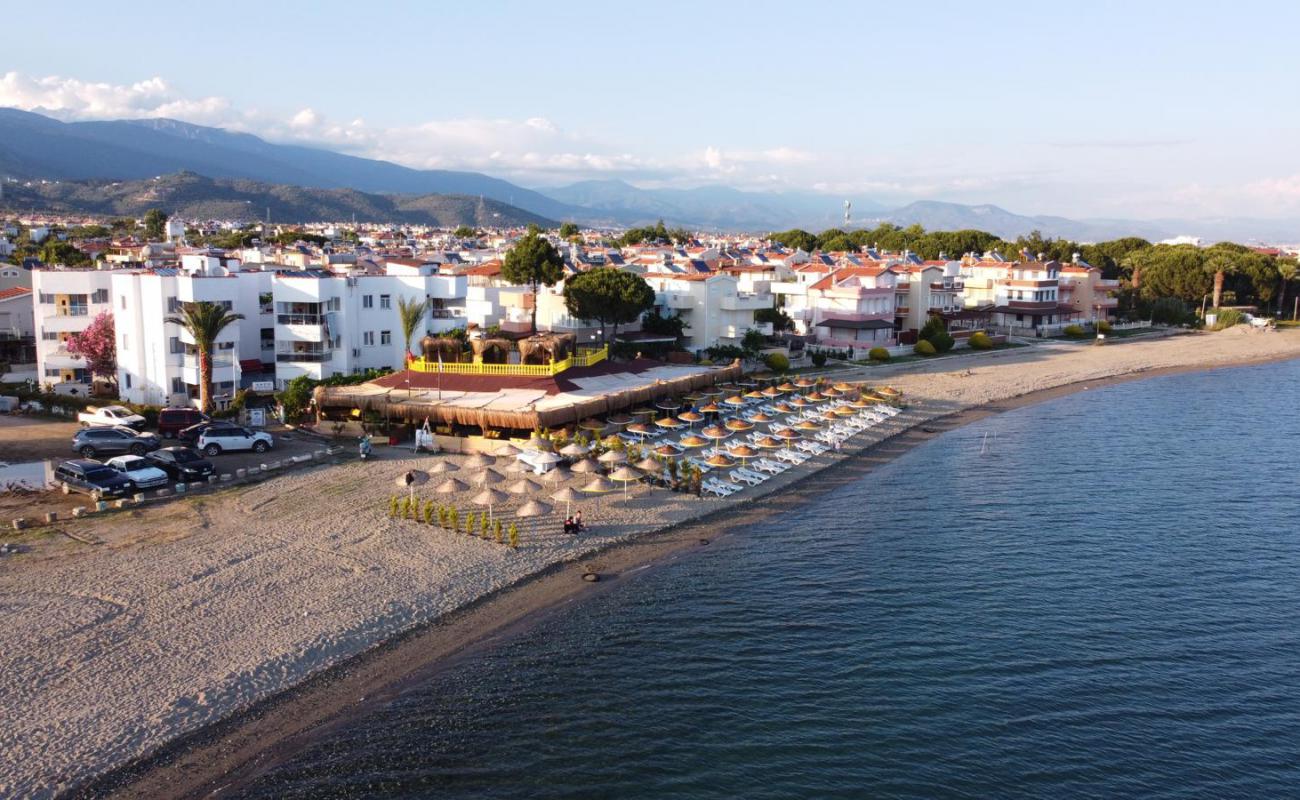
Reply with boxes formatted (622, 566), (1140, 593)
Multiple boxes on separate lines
(71, 426), (162, 459)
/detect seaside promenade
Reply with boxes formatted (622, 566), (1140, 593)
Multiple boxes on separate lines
(2, 327), (1298, 799)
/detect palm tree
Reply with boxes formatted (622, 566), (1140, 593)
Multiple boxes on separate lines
(1205, 254), (1235, 310)
(397, 295), (429, 362)
(165, 301), (245, 413)
(1278, 261), (1298, 319)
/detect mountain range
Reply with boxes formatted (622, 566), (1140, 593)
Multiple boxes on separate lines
(0, 172), (554, 228)
(1, 107), (1294, 242)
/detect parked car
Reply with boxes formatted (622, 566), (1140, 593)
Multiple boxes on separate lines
(54, 459), (135, 498)
(177, 420), (221, 445)
(104, 454), (170, 489)
(145, 446), (215, 481)
(71, 426), (162, 459)
(78, 405), (146, 430)
(157, 408), (209, 438)
(197, 425), (274, 456)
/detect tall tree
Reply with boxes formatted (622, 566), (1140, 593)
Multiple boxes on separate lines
(165, 301), (245, 412)
(65, 311), (117, 386)
(143, 208), (169, 240)
(397, 295), (429, 361)
(502, 227), (565, 333)
(1204, 253), (1235, 309)
(1278, 260), (1298, 318)
(563, 268), (655, 346)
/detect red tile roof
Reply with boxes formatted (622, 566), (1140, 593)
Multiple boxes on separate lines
(0, 286), (32, 301)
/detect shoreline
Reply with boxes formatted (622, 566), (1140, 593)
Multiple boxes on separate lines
(81, 343), (1300, 800)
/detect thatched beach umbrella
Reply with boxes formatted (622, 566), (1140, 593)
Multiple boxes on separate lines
(704, 453), (736, 469)
(541, 464), (571, 485)
(559, 442), (589, 458)
(832, 381), (856, 392)
(654, 443), (685, 457)
(394, 469), (430, 502)
(754, 435), (785, 449)
(462, 452), (495, 470)
(878, 386), (902, 398)
(504, 458), (531, 474)
(428, 460), (459, 474)
(822, 387), (843, 398)
(493, 442), (522, 458)
(578, 418), (607, 433)
(743, 390), (765, 400)
(525, 434), (555, 453)
(772, 427), (801, 441)
(723, 394), (747, 408)
(789, 396), (811, 408)
(551, 486), (582, 517)
(724, 418), (754, 432)
(736, 378), (758, 388)
(635, 455), (663, 473)
(773, 402), (794, 414)
(655, 398), (680, 411)
(850, 396), (877, 409)
(507, 477), (542, 495)
(679, 433), (709, 449)
(727, 444), (760, 464)
(700, 387), (724, 397)
(794, 419), (822, 432)
(597, 449), (627, 466)
(571, 457), (602, 474)
(698, 401), (721, 414)
(749, 411), (776, 424)
(626, 422), (653, 437)
(654, 416), (684, 430)
(515, 499), (553, 539)
(607, 414), (635, 426)
(794, 377), (816, 389)
(678, 410), (704, 427)
(607, 465), (643, 495)
(806, 391), (827, 403)
(777, 381), (797, 393)
(761, 386), (782, 398)
(475, 467), (505, 487)
(631, 407), (656, 418)
(435, 477), (469, 494)
(581, 476), (617, 494)
(472, 487), (508, 522)
(833, 404), (857, 417)
(700, 425), (730, 443)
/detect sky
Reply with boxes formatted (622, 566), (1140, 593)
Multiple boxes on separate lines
(2, 0), (1298, 220)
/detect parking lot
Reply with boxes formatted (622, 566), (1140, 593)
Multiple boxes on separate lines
(0, 414), (335, 520)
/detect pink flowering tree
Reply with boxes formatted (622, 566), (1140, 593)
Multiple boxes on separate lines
(65, 311), (118, 385)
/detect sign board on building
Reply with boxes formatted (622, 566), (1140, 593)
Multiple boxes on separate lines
(248, 408), (266, 428)
(251, 381), (275, 393)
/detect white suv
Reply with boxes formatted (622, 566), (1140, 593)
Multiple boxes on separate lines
(197, 424), (274, 456)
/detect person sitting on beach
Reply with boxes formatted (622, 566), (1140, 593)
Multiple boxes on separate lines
(563, 516), (576, 535)
(573, 510), (585, 532)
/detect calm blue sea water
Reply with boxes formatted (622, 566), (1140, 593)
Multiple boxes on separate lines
(236, 360), (1300, 800)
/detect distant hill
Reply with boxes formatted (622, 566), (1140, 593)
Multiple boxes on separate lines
(870, 201), (1177, 242)
(0, 172), (555, 228)
(540, 179), (886, 231)
(0, 108), (582, 222)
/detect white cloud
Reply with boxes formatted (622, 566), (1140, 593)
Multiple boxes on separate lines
(0, 71), (231, 124)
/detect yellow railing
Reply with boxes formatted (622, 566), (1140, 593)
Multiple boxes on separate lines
(408, 345), (608, 377)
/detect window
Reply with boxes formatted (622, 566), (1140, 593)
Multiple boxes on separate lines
(38, 292), (54, 304)
(91, 289), (108, 304)
(42, 331), (59, 341)
(379, 294), (391, 309)
(363, 331), (375, 346)
(260, 328), (274, 348)
(217, 341), (235, 351)
(171, 378), (185, 393)
(167, 297), (181, 313)
(380, 330), (391, 345)
(362, 294), (374, 309)
(124, 374), (132, 389)
(121, 334), (128, 351)
(45, 367), (60, 377)
(120, 295), (127, 310)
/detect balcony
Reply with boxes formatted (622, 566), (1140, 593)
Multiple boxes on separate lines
(1095, 279), (1121, 291)
(277, 313), (324, 326)
(659, 293), (695, 310)
(929, 282), (964, 292)
(53, 306), (90, 317)
(720, 293), (772, 311)
(275, 342), (333, 363)
(276, 351), (333, 363)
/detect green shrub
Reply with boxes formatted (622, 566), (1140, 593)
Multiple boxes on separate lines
(1149, 297), (1191, 326)
(968, 332), (994, 350)
(389, 496), (400, 518)
(763, 352), (790, 372)
(1096, 320), (1113, 334)
(1210, 308), (1246, 330)
(494, 519), (504, 543)
(868, 347), (890, 362)
(450, 508), (459, 531)
(1063, 324), (1086, 338)
(423, 500), (435, 525)
(810, 350), (828, 367)
(919, 314), (955, 352)
(914, 339), (937, 356)
(464, 511), (477, 534)
(481, 514), (490, 538)
(508, 523), (519, 549)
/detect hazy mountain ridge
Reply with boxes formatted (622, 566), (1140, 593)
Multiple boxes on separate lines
(0, 172), (555, 228)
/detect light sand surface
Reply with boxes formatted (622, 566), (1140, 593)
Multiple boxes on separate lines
(2, 327), (1298, 799)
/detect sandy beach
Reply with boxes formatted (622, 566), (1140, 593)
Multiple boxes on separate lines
(3, 327), (1299, 800)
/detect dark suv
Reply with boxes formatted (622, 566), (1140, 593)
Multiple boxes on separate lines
(145, 446), (216, 480)
(71, 426), (162, 458)
(55, 459), (136, 498)
(158, 408), (209, 438)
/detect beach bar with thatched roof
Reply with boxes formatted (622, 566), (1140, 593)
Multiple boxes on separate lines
(313, 357), (744, 438)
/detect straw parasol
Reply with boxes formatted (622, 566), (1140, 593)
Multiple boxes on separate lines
(761, 386), (782, 398)
(754, 435), (785, 449)
(723, 395), (748, 408)
(597, 449), (628, 465)
(773, 402), (794, 414)
(772, 427), (801, 440)
(475, 467), (505, 486)
(581, 476), (617, 494)
(493, 442), (522, 458)
(704, 453), (736, 469)
(794, 419), (822, 431)
(749, 411), (776, 424)
(507, 477), (541, 495)
(698, 401), (721, 414)
(743, 390), (765, 400)
(832, 382), (856, 392)
(607, 465), (643, 495)
(724, 418), (754, 432)
(472, 487), (508, 521)
(559, 442), (589, 457)
(678, 434), (709, 449)
(607, 413), (635, 426)
(806, 391), (827, 402)
(635, 455), (663, 473)
(700, 386), (724, 397)
(655, 397), (680, 411)
(727, 444), (760, 464)
(878, 386), (902, 398)
(700, 424), (730, 442)
(794, 377), (816, 388)
(551, 486), (583, 517)
(504, 459), (531, 474)
(435, 476), (469, 494)
(821, 387), (842, 398)
(789, 396), (811, 408)
(630, 407), (656, 418)
(531, 451), (563, 467)
(833, 404), (857, 417)
(654, 443), (685, 457)
(462, 452), (495, 470)
(851, 396), (877, 408)
(578, 418), (607, 433)
(777, 381), (798, 392)
(394, 469), (430, 501)
(626, 422), (654, 436)
(428, 460), (459, 474)
(678, 410), (704, 426)
(736, 378), (758, 388)
(654, 416), (684, 430)
(541, 464), (571, 485)
(515, 499), (553, 539)
(571, 457), (602, 474)
(524, 434), (555, 453)
(821, 408), (841, 421)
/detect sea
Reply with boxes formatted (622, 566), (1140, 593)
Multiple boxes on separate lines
(234, 360), (1300, 799)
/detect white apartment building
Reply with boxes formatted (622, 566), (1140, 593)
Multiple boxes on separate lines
(111, 254), (274, 407)
(32, 267), (116, 389)
(643, 272), (773, 351)
(892, 260), (964, 334)
(271, 265), (467, 387)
